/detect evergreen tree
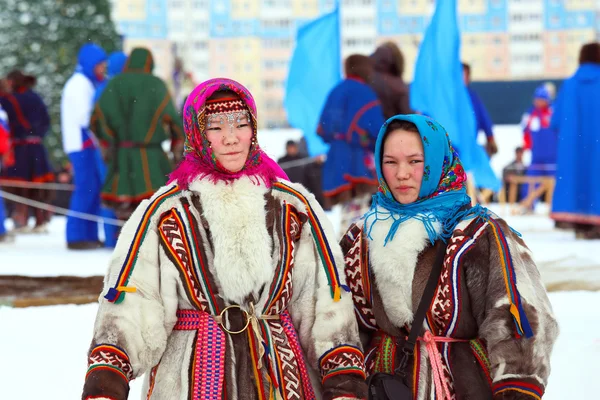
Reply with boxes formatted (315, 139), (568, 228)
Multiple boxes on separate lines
(0, 0), (120, 167)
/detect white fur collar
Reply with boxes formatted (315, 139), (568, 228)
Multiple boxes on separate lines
(189, 177), (273, 304)
(366, 211), (440, 327)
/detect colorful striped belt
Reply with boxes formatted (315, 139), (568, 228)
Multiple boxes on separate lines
(118, 141), (163, 148)
(12, 137), (42, 145)
(174, 309), (226, 400)
(174, 307), (315, 400)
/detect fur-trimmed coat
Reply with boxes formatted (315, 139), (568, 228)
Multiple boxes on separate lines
(82, 177), (367, 400)
(340, 213), (559, 400)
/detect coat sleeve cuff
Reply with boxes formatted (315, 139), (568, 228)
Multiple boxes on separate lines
(493, 377), (545, 399)
(319, 345), (367, 400)
(82, 344), (132, 400)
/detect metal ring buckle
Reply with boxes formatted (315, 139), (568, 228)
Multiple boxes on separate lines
(218, 305), (250, 335)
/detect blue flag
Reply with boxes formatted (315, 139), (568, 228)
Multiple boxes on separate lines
(284, 8), (341, 156)
(410, 0), (500, 191)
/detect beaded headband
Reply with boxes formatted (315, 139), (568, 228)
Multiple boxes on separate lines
(205, 97), (249, 128)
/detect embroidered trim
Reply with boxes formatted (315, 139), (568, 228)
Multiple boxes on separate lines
(87, 344), (133, 383)
(493, 379), (544, 400)
(488, 218), (534, 338)
(182, 201), (221, 315)
(158, 208), (208, 311)
(146, 362), (160, 400)
(247, 323), (268, 399)
(273, 182), (349, 301)
(105, 185), (180, 303)
(470, 339), (492, 388)
(343, 225), (377, 330)
(281, 312), (316, 399)
(264, 203), (297, 313)
(373, 333), (396, 373)
(319, 345), (366, 384)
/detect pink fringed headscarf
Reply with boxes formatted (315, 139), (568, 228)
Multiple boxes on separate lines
(168, 78), (288, 189)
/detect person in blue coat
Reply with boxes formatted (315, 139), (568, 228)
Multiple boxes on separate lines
(519, 84), (558, 207)
(94, 51), (128, 103)
(551, 42), (600, 238)
(60, 43), (107, 250)
(463, 63), (497, 156)
(92, 51), (127, 248)
(0, 70), (53, 232)
(317, 54), (385, 228)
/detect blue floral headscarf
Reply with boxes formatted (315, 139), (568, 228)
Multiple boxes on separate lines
(364, 114), (487, 245)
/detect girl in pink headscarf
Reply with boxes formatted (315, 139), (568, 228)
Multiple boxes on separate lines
(82, 78), (367, 400)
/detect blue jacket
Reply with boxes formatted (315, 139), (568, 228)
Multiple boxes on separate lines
(94, 51), (127, 102)
(0, 90), (50, 140)
(75, 43), (108, 87)
(551, 63), (600, 220)
(318, 78), (385, 196)
(467, 86), (494, 138)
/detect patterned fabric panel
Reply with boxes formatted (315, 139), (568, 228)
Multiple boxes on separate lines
(470, 339), (492, 388)
(319, 345), (366, 384)
(264, 203), (301, 315)
(87, 344), (133, 383)
(342, 225), (377, 331)
(158, 208), (209, 312)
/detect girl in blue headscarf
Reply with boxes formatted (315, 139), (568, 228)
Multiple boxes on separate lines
(340, 114), (558, 400)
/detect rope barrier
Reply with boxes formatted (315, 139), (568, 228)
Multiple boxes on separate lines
(0, 156), (321, 192)
(278, 156), (322, 169)
(0, 156), (322, 227)
(0, 190), (125, 226)
(0, 180), (75, 191)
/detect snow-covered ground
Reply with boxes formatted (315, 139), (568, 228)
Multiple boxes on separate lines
(0, 291), (597, 399)
(1, 126), (598, 398)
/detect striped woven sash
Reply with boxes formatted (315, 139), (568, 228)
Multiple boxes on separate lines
(174, 310), (226, 400)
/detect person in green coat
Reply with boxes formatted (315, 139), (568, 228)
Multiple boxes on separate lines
(91, 47), (184, 219)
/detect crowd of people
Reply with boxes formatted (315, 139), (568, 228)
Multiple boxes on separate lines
(5, 36), (600, 400)
(80, 78), (558, 400)
(0, 44), (183, 247)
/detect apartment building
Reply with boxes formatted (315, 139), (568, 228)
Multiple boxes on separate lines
(111, 0), (599, 128)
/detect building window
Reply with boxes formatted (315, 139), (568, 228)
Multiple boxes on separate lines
(551, 56), (561, 68)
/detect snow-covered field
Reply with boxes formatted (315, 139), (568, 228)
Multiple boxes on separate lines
(1, 126), (599, 398)
(0, 289), (597, 399)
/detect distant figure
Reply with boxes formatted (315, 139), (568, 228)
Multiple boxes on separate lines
(369, 41), (413, 118)
(462, 62), (497, 156)
(502, 147), (527, 202)
(522, 84), (557, 175)
(298, 136), (326, 207)
(90, 47), (184, 220)
(551, 42), (600, 239)
(318, 54), (385, 230)
(277, 140), (306, 184)
(92, 51), (128, 248)
(0, 70), (53, 233)
(520, 84), (557, 207)
(61, 43), (107, 250)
